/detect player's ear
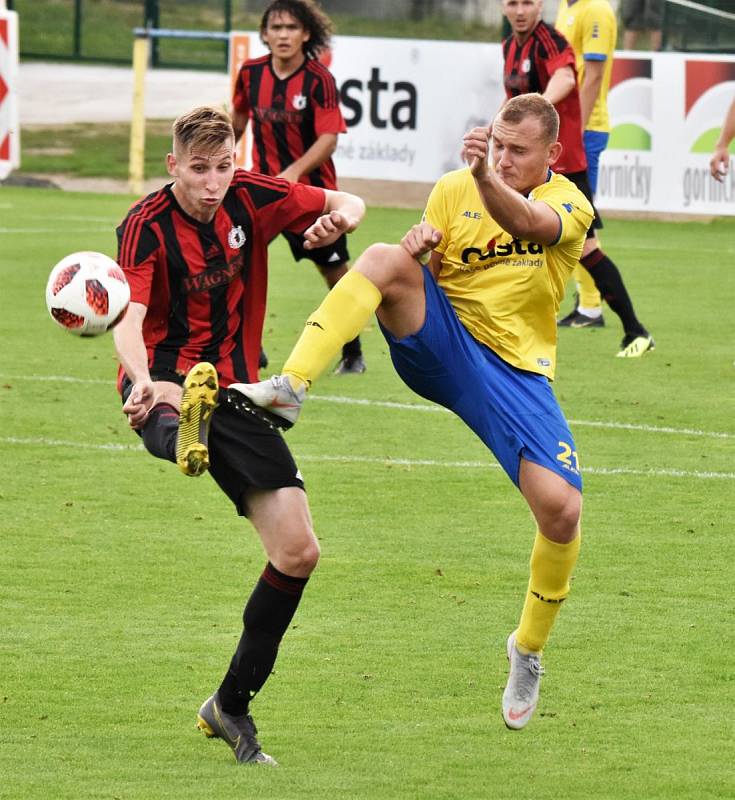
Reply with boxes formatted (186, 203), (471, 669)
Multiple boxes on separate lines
(166, 152), (177, 177)
(547, 141), (563, 167)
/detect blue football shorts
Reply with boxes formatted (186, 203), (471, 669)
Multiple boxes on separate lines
(583, 130), (610, 196)
(378, 266), (582, 492)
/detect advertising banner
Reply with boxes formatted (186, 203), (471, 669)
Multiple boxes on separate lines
(598, 52), (735, 216)
(230, 35), (735, 215)
(230, 33), (506, 183)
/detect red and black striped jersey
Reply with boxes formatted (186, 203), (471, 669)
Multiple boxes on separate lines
(502, 21), (587, 175)
(232, 54), (346, 189)
(116, 169), (325, 388)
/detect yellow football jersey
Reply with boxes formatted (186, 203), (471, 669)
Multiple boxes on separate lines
(424, 168), (593, 380)
(555, 0), (616, 133)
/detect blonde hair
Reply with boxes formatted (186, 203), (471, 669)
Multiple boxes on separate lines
(172, 106), (234, 154)
(497, 94), (559, 145)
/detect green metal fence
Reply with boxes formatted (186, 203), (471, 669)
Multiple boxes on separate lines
(6, 0), (237, 69)
(662, 0), (735, 54)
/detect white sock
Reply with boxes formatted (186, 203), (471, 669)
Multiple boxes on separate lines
(578, 305), (602, 318)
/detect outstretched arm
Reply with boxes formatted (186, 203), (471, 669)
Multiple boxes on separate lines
(113, 301), (155, 428)
(543, 65), (577, 106)
(302, 189), (366, 250)
(710, 97), (735, 182)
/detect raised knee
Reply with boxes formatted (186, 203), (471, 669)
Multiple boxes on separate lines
(276, 533), (320, 577)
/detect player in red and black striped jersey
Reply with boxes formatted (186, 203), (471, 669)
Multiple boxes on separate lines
(503, 9), (586, 175)
(502, 0), (653, 357)
(232, 0), (366, 374)
(112, 106), (365, 765)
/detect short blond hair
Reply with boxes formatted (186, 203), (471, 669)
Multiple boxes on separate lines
(172, 106), (234, 154)
(497, 93), (559, 145)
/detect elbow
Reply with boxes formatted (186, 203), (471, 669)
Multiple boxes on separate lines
(324, 136), (338, 158)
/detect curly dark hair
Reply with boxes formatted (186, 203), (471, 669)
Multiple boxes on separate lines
(260, 0), (333, 59)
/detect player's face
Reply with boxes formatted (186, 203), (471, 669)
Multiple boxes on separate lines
(167, 140), (236, 223)
(491, 117), (556, 194)
(262, 11), (310, 64)
(503, 0), (543, 37)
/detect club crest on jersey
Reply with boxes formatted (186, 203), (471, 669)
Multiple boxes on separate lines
(228, 225), (246, 249)
(522, 58), (531, 73)
(292, 93), (307, 110)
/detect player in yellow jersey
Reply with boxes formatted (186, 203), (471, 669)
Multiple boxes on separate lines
(556, 0), (654, 357)
(231, 94), (592, 730)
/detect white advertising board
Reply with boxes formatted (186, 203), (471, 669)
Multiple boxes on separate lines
(596, 52), (735, 216)
(232, 35), (735, 216)
(232, 33), (506, 184)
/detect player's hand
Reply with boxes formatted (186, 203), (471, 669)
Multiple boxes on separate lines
(710, 146), (730, 182)
(303, 210), (354, 249)
(400, 222), (442, 259)
(463, 126), (491, 178)
(122, 379), (155, 429)
(460, 122), (493, 165)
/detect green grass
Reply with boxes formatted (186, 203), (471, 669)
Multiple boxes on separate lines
(21, 122), (172, 180)
(1, 186), (735, 799)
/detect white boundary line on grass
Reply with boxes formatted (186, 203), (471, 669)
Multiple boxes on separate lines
(3, 373), (734, 442)
(0, 227), (111, 234)
(2, 435), (735, 480)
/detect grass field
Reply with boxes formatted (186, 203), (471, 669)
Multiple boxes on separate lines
(1, 186), (734, 799)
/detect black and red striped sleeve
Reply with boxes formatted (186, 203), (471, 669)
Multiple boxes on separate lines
(308, 61), (347, 136)
(233, 170), (326, 242)
(115, 192), (165, 306)
(232, 64), (251, 115)
(536, 22), (576, 75)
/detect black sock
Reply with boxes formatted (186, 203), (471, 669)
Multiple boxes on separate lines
(342, 335), (362, 360)
(218, 562), (308, 715)
(580, 249), (647, 337)
(140, 403), (178, 462)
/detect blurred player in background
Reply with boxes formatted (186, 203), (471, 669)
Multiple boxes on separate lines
(555, 0), (654, 357)
(503, 0), (653, 358)
(621, 0), (664, 52)
(232, 0), (366, 374)
(229, 95), (591, 730)
(113, 106), (365, 765)
(710, 96), (735, 182)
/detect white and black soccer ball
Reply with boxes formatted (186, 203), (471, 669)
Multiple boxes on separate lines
(45, 251), (130, 336)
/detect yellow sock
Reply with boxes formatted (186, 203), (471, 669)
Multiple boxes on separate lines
(516, 530), (581, 654)
(576, 263), (601, 309)
(283, 269), (382, 388)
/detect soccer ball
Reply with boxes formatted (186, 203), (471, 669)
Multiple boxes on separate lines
(45, 251), (130, 336)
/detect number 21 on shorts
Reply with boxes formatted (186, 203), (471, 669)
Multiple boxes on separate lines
(557, 440), (580, 473)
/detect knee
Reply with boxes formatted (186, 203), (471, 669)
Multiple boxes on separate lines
(357, 243), (413, 289)
(541, 490), (582, 544)
(274, 530), (321, 577)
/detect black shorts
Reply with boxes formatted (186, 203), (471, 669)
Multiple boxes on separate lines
(121, 376), (304, 516)
(282, 229), (350, 269)
(565, 170), (603, 237)
(621, 0), (663, 30)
